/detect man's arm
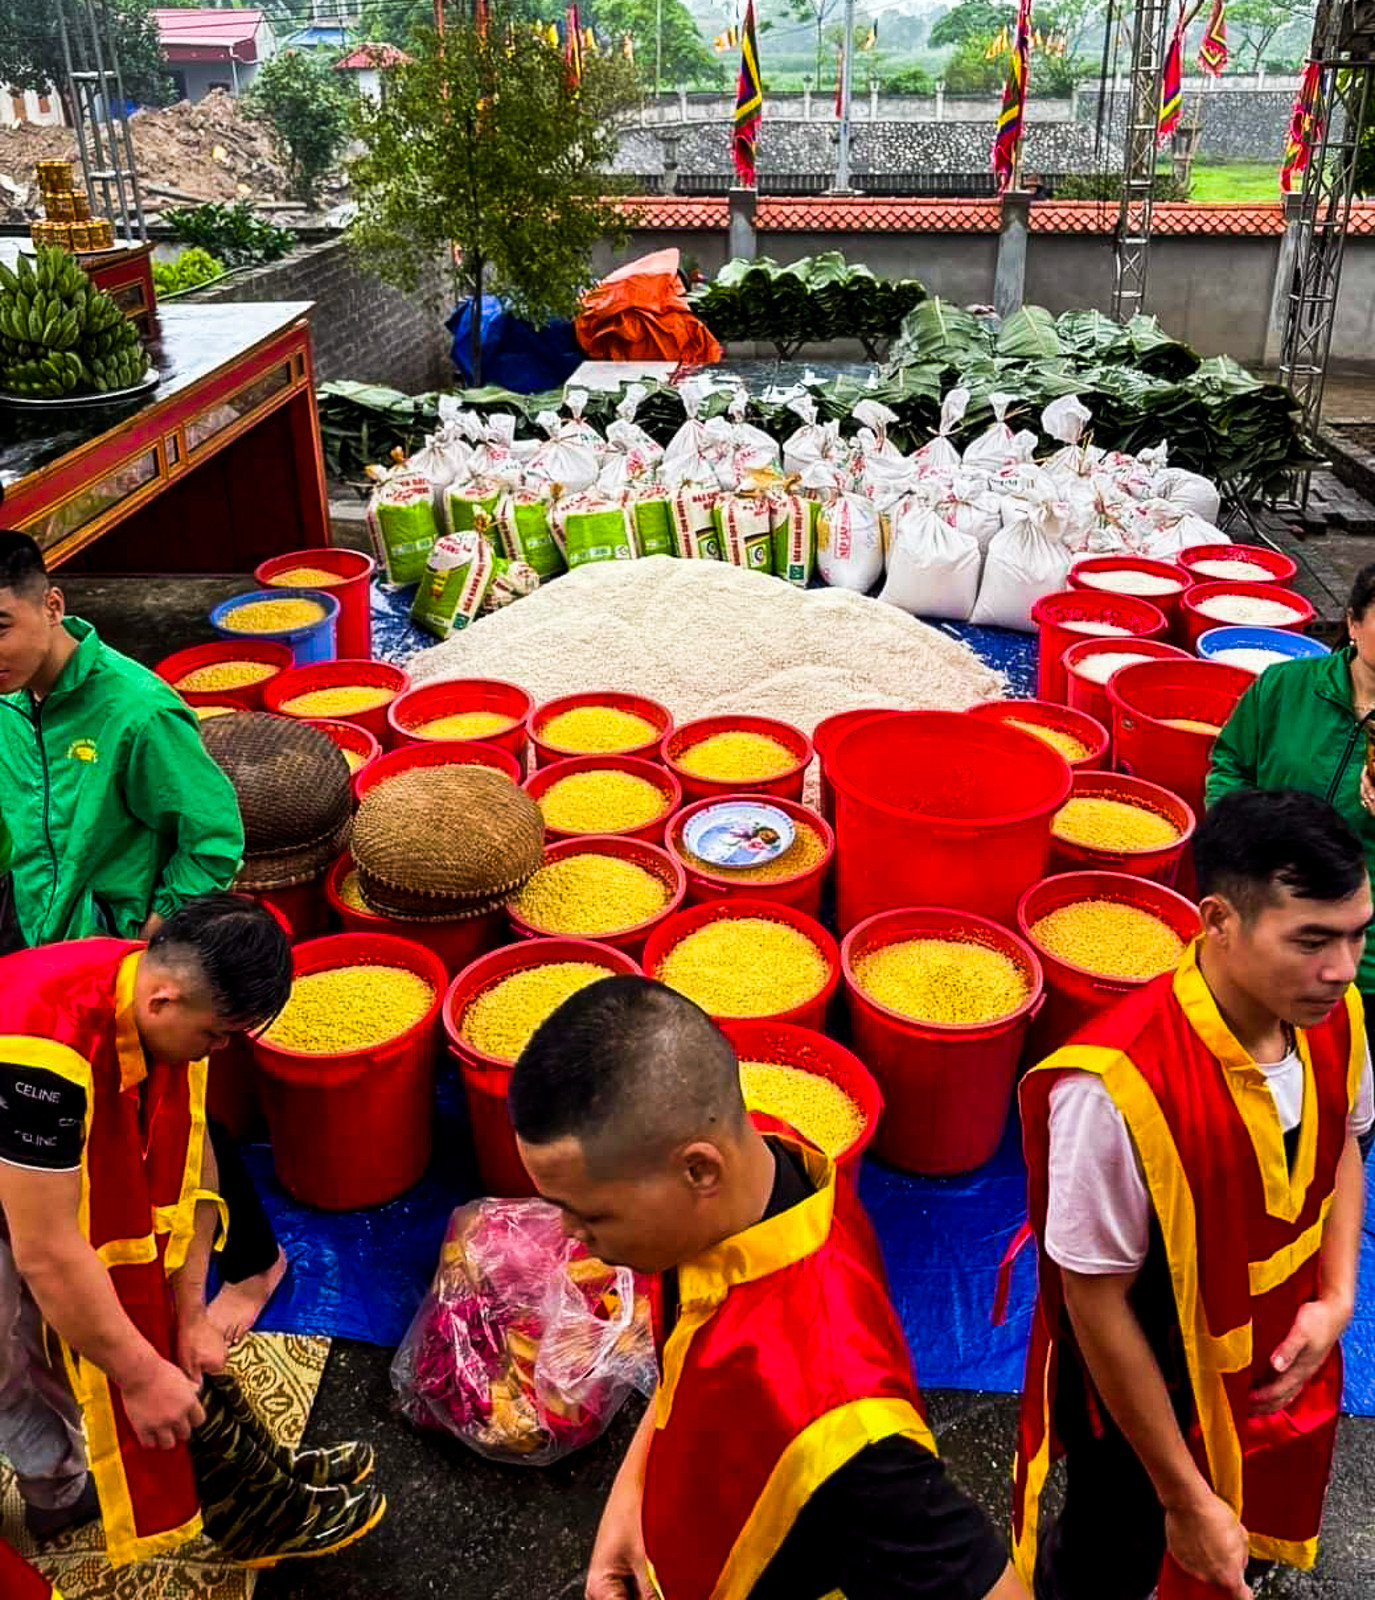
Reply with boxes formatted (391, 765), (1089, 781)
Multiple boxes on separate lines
(169, 1134), (229, 1385)
(0, 1161), (204, 1450)
(1062, 1269), (1251, 1599)
(122, 710), (244, 924)
(587, 1400), (654, 1600)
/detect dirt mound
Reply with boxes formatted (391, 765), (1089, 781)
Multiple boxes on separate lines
(0, 90), (291, 221)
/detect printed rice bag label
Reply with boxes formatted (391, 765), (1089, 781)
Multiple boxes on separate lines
(366, 472), (441, 587)
(444, 479), (503, 539)
(409, 531), (495, 639)
(719, 495), (775, 576)
(672, 486), (722, 561)
(483, 556), (541, 614)
(497, 493), (567, 581)
(631, 493), (675, 559)
(769, 494), (817, 588)
(555, 497), (640, 569)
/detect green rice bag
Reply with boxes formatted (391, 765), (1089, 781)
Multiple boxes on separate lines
(409, 531), (495, 639)
(718, 493), (775, 576)
(555, 495), (640, 569)
(630, 487), (675, 559)
(482, 556), (541, 614)
(366, 472), (441, 587)
(444, 477), (503, 540)
(671, 485), (722, 561)
(769, 491), (819, 588)
(496, 490), (567, 581)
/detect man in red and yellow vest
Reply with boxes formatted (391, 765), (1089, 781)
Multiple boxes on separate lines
(1, 1537), (60, 1598)
(510, 975), (1026, 1600)
(0, 894), (290, 1567)
(1014, 788), (1370, 1600)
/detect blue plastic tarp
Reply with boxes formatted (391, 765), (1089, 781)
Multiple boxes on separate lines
(447, 295), (584, 392)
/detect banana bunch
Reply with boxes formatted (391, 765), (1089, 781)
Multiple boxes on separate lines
(0, 243), (148, 399)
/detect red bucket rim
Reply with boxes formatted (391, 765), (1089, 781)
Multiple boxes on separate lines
(1015, 870), (1200, 986)
(506, 834), (688, 942)
(1068, 555), (1189, 592)
(665, 793), (835, 891)
(531, 691), (674, 759)
(840, 906), (1044, 1036)
(1180, 580), (1315, 629)
(965, 699), (1110, 765)
(1030, 589), (1169, 634)
(255, 547), (376, 585)
(662, 716), (813, 786)
(1055, 770), (1197, 858)
(303, 717), (382, 761)
(263, 658), (411, 716)
(155, 638), (294, 696)
(1061, 637), (1193, 683)
(811, 708), (900, 761)
(388, 678), (533, 737)
(354, 738), (523, 803)
(524, 754), (682, 838)
(1175, 543), (1298, 582)
(1106, 657), (1255, 723)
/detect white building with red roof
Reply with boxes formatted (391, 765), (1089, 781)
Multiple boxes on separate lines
(154, 8), (277, 102)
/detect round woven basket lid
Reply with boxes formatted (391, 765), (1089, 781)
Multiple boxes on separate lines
(351, 765), (544, 910)
(202, 712), (352, 855)
(236, 816), (353, 893)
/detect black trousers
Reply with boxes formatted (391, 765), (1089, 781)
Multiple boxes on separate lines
(206, 1116), (280, 1284)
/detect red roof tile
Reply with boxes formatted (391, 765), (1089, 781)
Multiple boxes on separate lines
(620, 196), (730, 228)
(334, 42), (412, 70)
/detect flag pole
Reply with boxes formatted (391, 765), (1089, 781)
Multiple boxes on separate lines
(835, 0), (856, 191)
(654, 0), (662, 101)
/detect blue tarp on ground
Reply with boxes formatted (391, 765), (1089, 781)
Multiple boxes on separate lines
(447, 296), (584, 392)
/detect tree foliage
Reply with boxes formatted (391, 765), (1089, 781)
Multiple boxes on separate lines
(584, 0), (715, 85)
(355, 0), (435, 48)
(929, 0), (1009, 50)
(0, 0), (173, 108)
(245, 49), (354, 206)
(1228, 0), (1313, 72)
(785, 0), (847, 83)
(884, 62), (935, 92)
(942, 35), (1004, 92)
(347, 16), (637, 384)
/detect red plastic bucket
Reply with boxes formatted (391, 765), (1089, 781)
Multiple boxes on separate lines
(1017, 871), (1200, 1057)
(1175, 542), (1298, 589)
(1049, 769), (1196, 885)
(444, 938), (643, 1197)
(506, 835), (686, 961)
(1032, 590), (1169, 705)
(1068, 556), (1189, 635)
(251, 932), (448, 1209)
(1179, 581), (1315, 652)
(304, 717), (381, 794)
(323, 852), (505, 978)
(255, 546), (377, 661)
(966, 699), (1109, 771)
(642, 898), (840, 1033)
(830, 711), (1073, 934)
(155, 640), (292, 710)
(388, 678), (532, 769)
(719, 1019), (881, 1172)
(841, 907), (1043, 1174)
(1107, 658), (1253, 815)
(530, 691), (673, 769)
(811, 709), (897, 826)
(525, 755), (682, 845)
(662, 716), (812, 804)
(264, 659), (411, 749)
(1062, 637), (1193, 744)
(665, 794), (835, 918)
(206, 897), (291, 1140)
(249, 878), (329, 942)
(354, 738), (523, 806)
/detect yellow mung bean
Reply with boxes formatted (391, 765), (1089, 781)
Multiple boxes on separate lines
(541, 706), (658, 753)
(194, 705), (236, 721)
(681, 820), (827, 882)
(416, 711), (517, 740)
(1005, 719), (1089, 762)
(854, 938), (1028, 1025)
(176, 660), (275, 693)
(268, 566), (343, 587)
(223, 598), (325, 633)
(539, 771), (669, 834)
(1053, 796), (1179, 852)
(676, 731), (795, 781)
(461, 962), (612, 1060)
(340, 747), (366, 773)
(1163, 718), (1220, 735)
(510, 854), (668, 935)
(281, 685), (395, 717)
(656, 918), (828, 1017)
(1030, 900), (1184, 980)
(337, 870), (372, 913)
(739, 1061), (864, 1158)
(263, 965), (432, 1052)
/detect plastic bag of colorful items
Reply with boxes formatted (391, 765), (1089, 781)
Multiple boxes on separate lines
(391, 1198), (656, 1466)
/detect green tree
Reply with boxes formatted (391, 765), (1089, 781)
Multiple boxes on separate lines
(1229, 0), (1312, 71)
(929, 0), (1010, 50)
(786, 0), (847, 84)
(0, 0), (172, 110)
(245, 49), (354, 207)
(354, 0), (435, 48)
(347, 16), (637, 384)
(585, 0), (715, 85)
(884, 62), (935, 92)
(942, 34), (1004, 92)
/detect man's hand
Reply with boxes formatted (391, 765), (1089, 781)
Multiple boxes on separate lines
(1250, 1297), (1348, 1414)
(121, 1357), (206, 1451)
(586, 1474), (649, 1600)
(1164, 1487), (1252, 1599)
(176, 1309), (229, 1386)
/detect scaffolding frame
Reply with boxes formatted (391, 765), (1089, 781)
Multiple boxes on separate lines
(1111, 0), (1172, 319)
(57, 0), (147, 244)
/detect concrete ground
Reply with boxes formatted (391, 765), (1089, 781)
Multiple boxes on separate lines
(52, 506), (1375, 1600)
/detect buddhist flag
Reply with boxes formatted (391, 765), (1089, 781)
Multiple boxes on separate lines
(992, 0), (1029, 192)
(566, 2), (584, 85)
(861, 22), (877, 48)
(1198, 0), (1227, 76)
(733, 0), (762, 187)
(1281, 60), (1324, 192)
(475, 0), (489, 37)
(623, 31), (635, 59)
(1157, 14), (1184, 145)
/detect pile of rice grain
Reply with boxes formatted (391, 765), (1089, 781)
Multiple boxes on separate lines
(407, 560), (1005, 801)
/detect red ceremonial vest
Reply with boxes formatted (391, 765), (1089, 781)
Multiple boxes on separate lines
(641, 1140), (935, 1600)
(0, 939), (210, 1567)
(0, 1536), (60, 1599)
(1012, 941), (1359, 1583)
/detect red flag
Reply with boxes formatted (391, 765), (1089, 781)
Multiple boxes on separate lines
(474, 0), (489, 37)
(992, 0), (1029, 191)
(1157, 15), (1184, 145)
(1197, 0), (1227, 76)
(733, 0), (762, 186)
(1281, 60), (1324, 193)
(565, 2), (584, 85)
(834, 46), (845, 117)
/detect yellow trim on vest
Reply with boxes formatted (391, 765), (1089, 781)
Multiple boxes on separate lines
(1249, 1529), (1319, 1570)
(0, 1034), (92, 1087)
(96, 1234), (159, 1269)
(1343, 987), (1365, 1113)
(1249, 1197), (1332, 1297)
(709, 1397), (935, 1600)
(158, 1057), (212, 1276)
(1011, 1335), (1054, 1586)
(113, 952), (148, 1094)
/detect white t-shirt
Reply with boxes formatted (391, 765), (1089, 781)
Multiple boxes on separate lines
(1046, 1042), (1375, 1276)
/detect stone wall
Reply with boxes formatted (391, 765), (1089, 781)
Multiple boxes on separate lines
(186, 236), (454, 392)
(1077, 87), (1297, 163)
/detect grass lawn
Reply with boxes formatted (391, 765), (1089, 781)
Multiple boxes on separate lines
(1174, 161), (1283, 202)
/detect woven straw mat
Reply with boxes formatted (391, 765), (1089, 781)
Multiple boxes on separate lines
(202, 713), (352, 857)
(3, 1333), (330, 1600)
(351, 765), (544, 918)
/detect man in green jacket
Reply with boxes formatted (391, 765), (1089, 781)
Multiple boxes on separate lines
(0, 532), (243, 944)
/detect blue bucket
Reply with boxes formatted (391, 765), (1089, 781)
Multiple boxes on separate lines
(210, 589), (339, 667)
(1196, 625), (1329, 675)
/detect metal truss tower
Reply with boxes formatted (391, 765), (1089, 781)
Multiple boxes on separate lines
(57, 0), (148, 243)
(1111, 0), (1173, 319)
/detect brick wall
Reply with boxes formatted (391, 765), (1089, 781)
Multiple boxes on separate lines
(186, 235), (455, 392)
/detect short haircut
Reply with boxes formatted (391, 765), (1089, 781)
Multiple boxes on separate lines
(0, 531), (49, 603)
(1195, 789), (1367, 917)
(1349, 561), (1375, 623)
(146, 892), (292, 1029)
(508, 977), (745, 1174)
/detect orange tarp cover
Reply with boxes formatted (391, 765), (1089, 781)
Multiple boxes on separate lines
(575, 249), (722, 365)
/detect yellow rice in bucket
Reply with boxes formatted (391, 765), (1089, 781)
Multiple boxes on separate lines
(222, 598), (324, 633)
(739, 1061), (865, 1158)
(461, 961), (612, 1060)
(1053, 796), (1179, 852)
(415, 711), (517, 741)
(268, 566), (343, 587)
(1030, 901), (1184, 980)
(854, 938), (1028, 1025)
(539, 770), (669, 834)
(1005, 719), (1089, 763)
(510, 854), (669, 936)
(280, 685), (396, 717)
(263, 966), (432, 1052)
(676, 731), (796, 782)
(656, 918), (829, 1017)
(541, 705), (659, 753)
(176, 660), (275, 693)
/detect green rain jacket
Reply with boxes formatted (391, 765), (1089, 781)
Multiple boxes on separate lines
(1206, 644), (1375, 995)
(0, 618), (244, 944)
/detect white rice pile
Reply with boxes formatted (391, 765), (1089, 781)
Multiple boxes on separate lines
(1210, 646), (1292, 675)
(1189, 557), (1271, 582)
(1195, 594), (1302, 626)
(408, 559), (1006, 762)
(1078, 569), (1182, 597)
(1059, 620), (1133, 636)
(1070, 650), (1156, 685)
